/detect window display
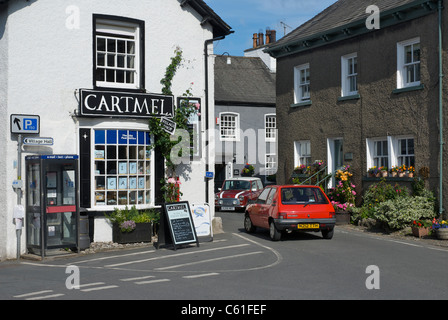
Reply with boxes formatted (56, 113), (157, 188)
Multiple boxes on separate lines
(94, 129), (152, 207)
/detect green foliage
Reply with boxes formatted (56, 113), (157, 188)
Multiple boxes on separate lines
(372, 196), (436, 230)
(106, 206), (160, 225)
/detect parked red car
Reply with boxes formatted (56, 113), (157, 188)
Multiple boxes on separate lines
(215, 177), (263, 212)
(244, 185), (336, 241)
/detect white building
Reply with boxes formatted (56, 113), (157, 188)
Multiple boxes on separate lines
(0, 0), (231, 260)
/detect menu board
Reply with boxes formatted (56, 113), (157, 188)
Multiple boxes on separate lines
(163, 201), (199, 250)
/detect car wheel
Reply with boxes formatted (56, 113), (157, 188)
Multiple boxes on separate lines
(244, 214), (256, 233)
(322, 228), (334, 239)
(269, 221), (281, 241)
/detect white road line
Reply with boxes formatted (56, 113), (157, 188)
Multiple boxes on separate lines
(73, 250), (155, 265)
(120, 275), (155, 282)
(104, 244), (250, 268)
(80, 285), (119, 292)
(26, 293), (65, 300)
(79, 282), (105, 288)
(183, 273), (220, 279)
(154, 251), (263, 270)
(135, 279), (171, 285)
(14, 290), (53, 298)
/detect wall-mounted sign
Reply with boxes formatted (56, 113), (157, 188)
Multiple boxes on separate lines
(79, 89), (174, 119)
(160, 117), (176, 135)
(23, 137), (54, 146)
(10, 114), (40, 134)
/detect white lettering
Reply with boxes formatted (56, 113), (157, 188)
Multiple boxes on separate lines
(65, 5), (80, 30)
(110, 95), (123, 113)
(84, 94), (97, 110)
(366, 5), (380, 30)
(365, 265), (380, 289)
(133, 98), (150, 114)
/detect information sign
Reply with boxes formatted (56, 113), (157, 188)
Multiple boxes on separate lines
(163, 201), (199, 250)
(10, 114), (40, 134)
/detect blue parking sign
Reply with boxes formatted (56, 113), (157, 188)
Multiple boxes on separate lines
(10, 114), (40, 134)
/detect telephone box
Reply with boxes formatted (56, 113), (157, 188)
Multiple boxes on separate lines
(25, 155), (79, 257)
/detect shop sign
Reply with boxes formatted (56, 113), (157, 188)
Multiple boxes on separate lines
(79, 89), (174, 119)
(160, 117), (176, 135)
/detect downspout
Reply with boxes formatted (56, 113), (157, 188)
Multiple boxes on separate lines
(438, 0), (444, 217)
(204, 34), (228, 205)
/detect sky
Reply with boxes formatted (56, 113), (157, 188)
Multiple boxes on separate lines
(204, 0), (338, 56)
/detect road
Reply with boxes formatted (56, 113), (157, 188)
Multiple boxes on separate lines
(1, 210), (448, 303)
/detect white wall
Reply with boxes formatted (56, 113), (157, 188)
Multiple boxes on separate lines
(1, 0), (218, 259)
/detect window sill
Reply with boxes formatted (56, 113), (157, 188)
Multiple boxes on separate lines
(392, 84), (424, 94)
(291, 100), (312, 108)
(337, 94), (360, 102)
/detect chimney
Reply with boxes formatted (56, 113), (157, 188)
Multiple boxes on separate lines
(258, 32), (264, 46)
(253, 33), (258, 48)
(266, 30), (271, 44)
(270, 30), (276, 42)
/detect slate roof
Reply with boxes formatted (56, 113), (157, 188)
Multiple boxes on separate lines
(266, 0), (438, 57)
(214, 56), (276, 106)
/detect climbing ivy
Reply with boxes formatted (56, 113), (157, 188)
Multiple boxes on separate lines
(148, 47), (199, 202)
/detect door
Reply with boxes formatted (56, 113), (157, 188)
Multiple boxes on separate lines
(249, 187), (271, 227)
(328, 138), (343, 187)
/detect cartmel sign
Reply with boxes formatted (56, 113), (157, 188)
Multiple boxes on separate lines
(159, 201), (199, 250)
(79, 89), (174, 119)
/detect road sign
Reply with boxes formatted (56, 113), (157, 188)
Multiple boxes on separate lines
(160, 117), (176, 135)
(23, 137), (53, 146)
(10, 114), (40, 134)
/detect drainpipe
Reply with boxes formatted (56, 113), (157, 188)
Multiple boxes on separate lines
(204, 33), (232, 204)
(438, 0), (444, 217)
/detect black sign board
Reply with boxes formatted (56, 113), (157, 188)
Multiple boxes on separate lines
(79, 89), (174, 119)
(160, 117), (177, 135)
(162, 201), (199, 250)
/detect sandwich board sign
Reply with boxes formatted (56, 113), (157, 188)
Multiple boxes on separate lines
(160, 201), (199, 250)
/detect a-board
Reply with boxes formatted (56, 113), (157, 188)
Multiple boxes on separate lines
(162, 201), (199, 250)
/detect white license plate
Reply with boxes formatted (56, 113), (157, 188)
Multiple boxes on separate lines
(221, 206), (235, 211)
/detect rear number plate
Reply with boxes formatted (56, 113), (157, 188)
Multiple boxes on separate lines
(298, 223), (319, 229)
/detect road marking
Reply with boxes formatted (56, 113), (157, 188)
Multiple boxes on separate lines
(78, 282), (118, 292)
(154, 251), (263, 270)
(73, 250), (155, 265)
(26, 293), (65, 300)
(120, 275), (155, 282)
(135, 279), (171, 285)
(183, 273), (220, 279)
(14, 290), (53, 298)
(104, 244), (250, 268)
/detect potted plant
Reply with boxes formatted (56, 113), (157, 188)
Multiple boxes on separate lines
(407, 166), (415, 178)
(431, 218), (448, 240)
(411, 219), (431, 238)
(368, 166), (380, 177)
(398, 164), (407, 177)
(390, 166), (399, 177)
(241, 163), (255, 176)
(106, 206), (159, 244)
(379, 166), (388, 177)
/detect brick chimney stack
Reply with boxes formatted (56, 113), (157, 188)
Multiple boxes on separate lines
(253, 29), (276, 48)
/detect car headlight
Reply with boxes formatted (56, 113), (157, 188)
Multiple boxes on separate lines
(238, 195), (245, 202)
(219, 200), (223, 205)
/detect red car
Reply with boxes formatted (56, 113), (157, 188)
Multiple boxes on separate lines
(244, 185), (336, 241)
(215, 177), (263, 211)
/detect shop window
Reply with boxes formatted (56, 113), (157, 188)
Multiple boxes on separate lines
(94, 15), (144, 90)
(93, 129), (152, 208)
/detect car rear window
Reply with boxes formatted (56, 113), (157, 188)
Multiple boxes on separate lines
(222, 180), (251, 190)
(281, 187), (328, 205)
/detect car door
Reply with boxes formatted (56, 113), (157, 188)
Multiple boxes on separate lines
(261, 187), (277, 227)
(249, 187), (271, 227)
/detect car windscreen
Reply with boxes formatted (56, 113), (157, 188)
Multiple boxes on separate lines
(281, 187), (329, 204)
(222, 180), (251, 191)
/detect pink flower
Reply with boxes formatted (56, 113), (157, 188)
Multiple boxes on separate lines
(167, 177), (176, 184)
(195, 103), (200, 109)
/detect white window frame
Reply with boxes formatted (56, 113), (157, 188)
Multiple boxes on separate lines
(219, 112), (240, 141)
(397, 37), (421, 89)
(294, 63), (310, 103)
(90, 126), (154, 211)
(341, 53), (358, 96)
(397, 136), (415, 167)
(95, 19), (142, 89)
(366, 136), (415, 171)
(265, 153), (277, 179)
(265, 114), (277, 142)
(294, 140), (311, 168)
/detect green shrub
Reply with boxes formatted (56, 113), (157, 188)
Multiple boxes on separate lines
(106, 206), (160, 224)
(372, 195), (436, 230)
